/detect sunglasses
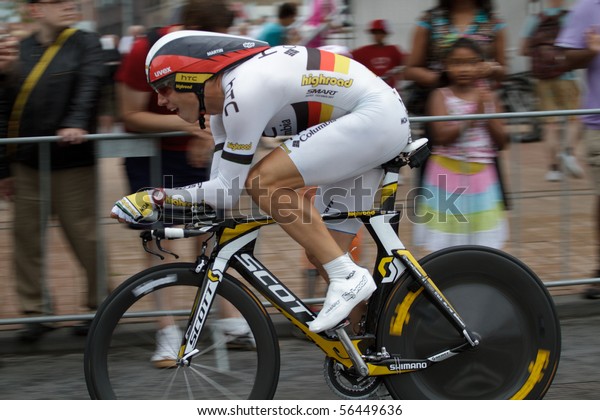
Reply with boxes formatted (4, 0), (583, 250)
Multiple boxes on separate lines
(152, 77), (176, 96)
(152, 76), (206, 96)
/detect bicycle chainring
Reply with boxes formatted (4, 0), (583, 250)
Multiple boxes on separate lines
(323, 357), (382, 399)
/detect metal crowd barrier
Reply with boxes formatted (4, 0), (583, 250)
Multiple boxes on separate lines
(1, 108), (600, 326)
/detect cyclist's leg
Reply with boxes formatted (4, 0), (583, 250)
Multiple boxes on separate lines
(306, 229), (368, 332)
(306, 169), (384, 331)
(248, 148), (376, 332)
(246, 97), (409, 331)
(299, 187), (364, 308)
(248, 148), (342, 262)
(247, 99), (407, 262)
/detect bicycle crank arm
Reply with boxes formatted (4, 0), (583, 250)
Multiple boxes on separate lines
(334, 324), (369, 377)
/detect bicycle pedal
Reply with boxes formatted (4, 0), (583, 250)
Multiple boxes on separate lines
(330, 320), (351, 334)
(320, 320), (350, 339)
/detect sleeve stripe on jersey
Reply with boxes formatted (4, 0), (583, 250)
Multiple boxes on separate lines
(221, 151), (253, 165)
(214, 143), (224, 152)
(306, 49), (350, 74)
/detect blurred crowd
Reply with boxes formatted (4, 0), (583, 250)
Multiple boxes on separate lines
(0, 0), (599, 344)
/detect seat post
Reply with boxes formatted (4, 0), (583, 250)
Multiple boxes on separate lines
(379, 153), (403, 211)
(378, 138), (430, 211)
(379, 169), (401, 211)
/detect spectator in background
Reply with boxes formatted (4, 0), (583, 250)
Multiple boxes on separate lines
(403, 0), (508, 230)
(305, 0), (337, 48)
(554, 0), (600, 298)
(247, 16), (269, 39)
(256, 2), (300, 46)
(352, 19), (407, 89)
(413, 37), (508, 251)
(0, 25), (19, 202)
(0, 0), (106, 342)
(403, 0), (506, 117)
(520, 0), (583, 182)
(117, 24), (145, 56)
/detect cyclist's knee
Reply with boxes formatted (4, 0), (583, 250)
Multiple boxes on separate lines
(246, 165), (278, 199)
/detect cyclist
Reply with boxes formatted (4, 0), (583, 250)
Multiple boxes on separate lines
(110, 30), (411, 333)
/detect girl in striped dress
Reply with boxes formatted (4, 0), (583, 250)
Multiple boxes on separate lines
(414, 37), (508, 251)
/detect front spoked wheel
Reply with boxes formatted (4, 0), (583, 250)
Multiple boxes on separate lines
(378, 246), (561, 399)
(84, 263), (280, 399)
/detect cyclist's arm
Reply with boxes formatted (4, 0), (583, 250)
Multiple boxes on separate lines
(158, 142), (257, 210)
(208, 114), (227, 181)
(159, 103), (272, 211)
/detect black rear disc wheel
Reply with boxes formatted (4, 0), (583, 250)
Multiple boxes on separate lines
(378, 246), (560, 399)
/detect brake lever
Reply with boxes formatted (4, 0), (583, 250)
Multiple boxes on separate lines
(142, 235), (165, 260)
(156, 237), (179, 259)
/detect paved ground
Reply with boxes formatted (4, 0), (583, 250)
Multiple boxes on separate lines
(0, 307), (598, 400)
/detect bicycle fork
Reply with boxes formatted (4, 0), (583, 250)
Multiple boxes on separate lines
(177, 254), (214, 365)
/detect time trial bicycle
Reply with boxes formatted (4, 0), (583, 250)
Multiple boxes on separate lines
(84, 138), (560, 399)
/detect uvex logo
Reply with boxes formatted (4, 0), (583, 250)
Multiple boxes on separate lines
(154, 67), (172, 78)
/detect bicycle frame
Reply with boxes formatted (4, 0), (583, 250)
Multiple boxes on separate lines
(157, 207), (479, 377)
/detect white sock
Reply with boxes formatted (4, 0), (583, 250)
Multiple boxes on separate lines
(323, 253), (355, 280)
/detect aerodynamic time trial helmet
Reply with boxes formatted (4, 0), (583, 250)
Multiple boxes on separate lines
(145, 30), (270, 96)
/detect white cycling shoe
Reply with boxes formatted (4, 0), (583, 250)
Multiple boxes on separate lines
(309, 267), (376, 333)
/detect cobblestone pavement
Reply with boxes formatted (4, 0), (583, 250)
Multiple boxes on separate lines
(0, 138), (597, 327)
(0, 313), (598, 400)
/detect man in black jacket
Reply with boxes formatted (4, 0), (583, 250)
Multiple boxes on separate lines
(0, 0), (106, 342)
